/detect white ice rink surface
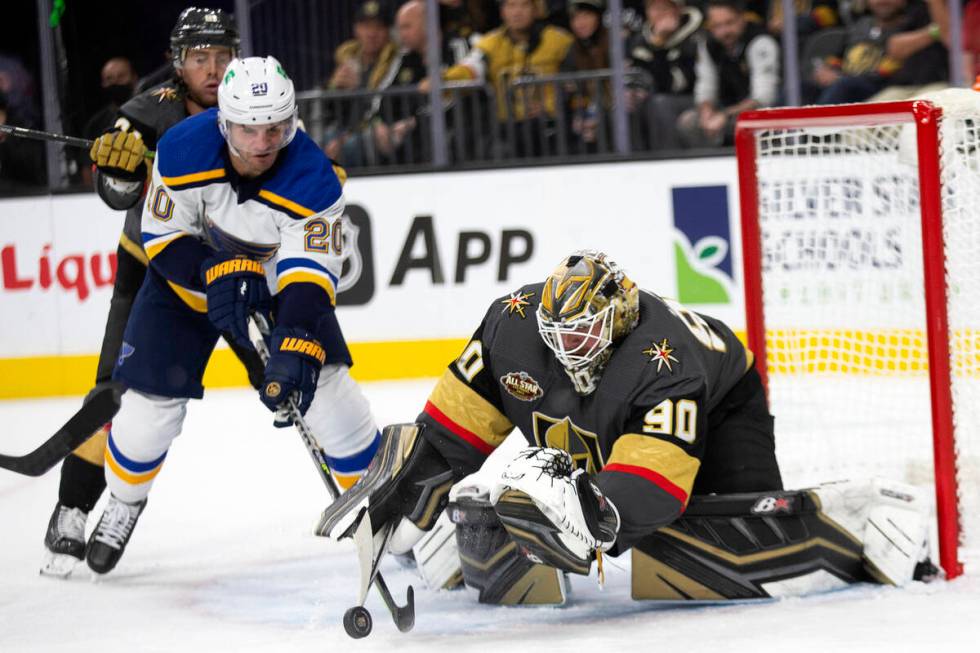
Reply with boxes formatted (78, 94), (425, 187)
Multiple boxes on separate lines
(2, 380), (978, 653)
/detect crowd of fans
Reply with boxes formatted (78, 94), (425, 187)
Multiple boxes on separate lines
(1, 0), (977, 188)
(310, 0), (972, 166)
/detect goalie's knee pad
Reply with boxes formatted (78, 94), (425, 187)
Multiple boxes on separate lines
(448, 483), (567, 606)
(632, 490), (867, 601)
(105, 390), (187, 503)
(812, 479), (932, 586)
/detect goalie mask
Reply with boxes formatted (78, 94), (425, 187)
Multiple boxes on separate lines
(536, 251), (639, 395)
(217, 56), (298, 158)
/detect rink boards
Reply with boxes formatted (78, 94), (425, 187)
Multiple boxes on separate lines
(0, 157), (744, 398)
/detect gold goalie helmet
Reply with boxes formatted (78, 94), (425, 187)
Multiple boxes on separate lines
(536, 250), (640, 394)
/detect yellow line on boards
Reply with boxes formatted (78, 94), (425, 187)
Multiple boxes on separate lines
(0, 338), (470, 400)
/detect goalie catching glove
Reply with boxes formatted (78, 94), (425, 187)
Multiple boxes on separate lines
(89, 127), (148, 182)
(490, 447), (620, 575)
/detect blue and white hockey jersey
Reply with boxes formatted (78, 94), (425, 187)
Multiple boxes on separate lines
(140, 108), (347, 352)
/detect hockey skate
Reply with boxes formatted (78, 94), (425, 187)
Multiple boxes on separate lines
(40, 503), (88, 578)
(85, 495), (146, 575)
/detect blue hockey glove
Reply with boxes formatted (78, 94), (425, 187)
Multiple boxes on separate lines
(201, 254), (271, 350)
(259, 327), (325, 425)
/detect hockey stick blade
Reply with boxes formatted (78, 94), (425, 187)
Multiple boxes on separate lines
(375, 573), (415, 632)
(0, 386), (121, 476)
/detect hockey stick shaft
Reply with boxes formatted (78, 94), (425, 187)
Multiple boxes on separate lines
(0, 123), (93, 149)
(246, 315), (413, 629)
(246, 316), (341, 498)
(0, 124), (155, 160)
(0, 386), (121, 476)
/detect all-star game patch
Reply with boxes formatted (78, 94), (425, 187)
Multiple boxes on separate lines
(500, 291), (535, 318)
(500, 371), (543, 402)
(643, 338), (678, 373)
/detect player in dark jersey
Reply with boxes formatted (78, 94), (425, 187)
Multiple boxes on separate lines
(340, 250), (934, 604)
(40, 7), (264, 577)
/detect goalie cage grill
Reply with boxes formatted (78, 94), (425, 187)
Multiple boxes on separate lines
(735, 91), (980, 581)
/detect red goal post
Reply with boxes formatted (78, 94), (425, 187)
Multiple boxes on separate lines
(735, 94), (980, 580)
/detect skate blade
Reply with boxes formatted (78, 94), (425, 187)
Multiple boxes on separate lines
(39, 551), (82, 578)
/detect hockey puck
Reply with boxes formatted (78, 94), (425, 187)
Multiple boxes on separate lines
(343, 605), (372, 638)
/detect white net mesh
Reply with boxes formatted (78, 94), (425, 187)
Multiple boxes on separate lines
(749, 91), (980, 559)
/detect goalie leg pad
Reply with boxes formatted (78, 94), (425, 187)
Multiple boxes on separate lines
(632, 490), (867, 601)
(449, 490), (567, 605)
(317, 423), (454, 553)
(410, 510), (464, 590)
(810, 479), (932, 586)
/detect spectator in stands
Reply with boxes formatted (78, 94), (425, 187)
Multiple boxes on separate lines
(0, 89), (46, 192)
(329, 1), (397, 91)
(439, 0), (502, 38)
(626, 0), (703, 149)
(83, 57), (138, 140)
(371, 0), (469, 161)
(78, 57), (139, 187)
(966, 0), (980, 84)
(0, 54), (40, 130)
(324, 1), (398, 165)
(810, 0), (946, 105)
(766, 0), (838, 41)
(560, 0), (610, 148)
(562, 1), (609, 72)
(865, 0), (949, 101)
(677, 0), (779, 148)
(432, 0), (574, 156)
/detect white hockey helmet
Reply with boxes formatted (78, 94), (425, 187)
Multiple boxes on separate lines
(217, 56), (298, 155)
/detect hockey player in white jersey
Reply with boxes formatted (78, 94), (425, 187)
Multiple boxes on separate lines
(84, 57), (380, 575)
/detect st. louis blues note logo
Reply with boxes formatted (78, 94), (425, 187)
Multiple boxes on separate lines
(117, 342), (136, 367)
(500, 371), (543, 401)
(501, 291), (535, 318)
(643, 338), (678, 373)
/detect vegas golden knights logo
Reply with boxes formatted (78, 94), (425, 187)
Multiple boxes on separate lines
(531, 413), (604, 474)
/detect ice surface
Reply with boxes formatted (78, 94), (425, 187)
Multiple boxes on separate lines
(1, 381), (978, 652)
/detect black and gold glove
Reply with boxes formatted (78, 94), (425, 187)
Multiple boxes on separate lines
(89, 128), (147, 181)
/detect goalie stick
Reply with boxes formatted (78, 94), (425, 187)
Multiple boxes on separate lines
(0, 386), (121, 477)
(246, 315), (414, 637)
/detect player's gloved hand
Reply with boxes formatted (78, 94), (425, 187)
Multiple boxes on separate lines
(201, 253), (271, 350)
(259, 326), (325, 425)
(89, 128), (148, 181)
(489, 447), (620, 574)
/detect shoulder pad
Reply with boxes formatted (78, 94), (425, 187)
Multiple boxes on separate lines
(490, 282), (543, 324)
(255, 130), (342, 220)
(118, 82), (187, 149)
(156, 108), (226, 190)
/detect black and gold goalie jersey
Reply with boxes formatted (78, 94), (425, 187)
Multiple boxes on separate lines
(419, 284), (751, 553)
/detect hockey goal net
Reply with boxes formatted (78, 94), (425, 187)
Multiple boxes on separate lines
(736, 90), (980, 580)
